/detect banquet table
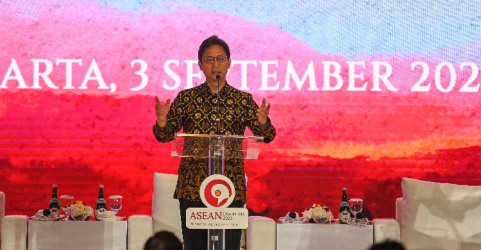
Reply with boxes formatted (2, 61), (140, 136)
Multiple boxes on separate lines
(27, 220), (127, 250)
(276, 223), (373, 250)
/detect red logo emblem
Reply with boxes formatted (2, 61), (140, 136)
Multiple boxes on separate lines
(200, 175), (235, 208)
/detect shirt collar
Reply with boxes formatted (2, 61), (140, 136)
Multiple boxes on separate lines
(200, 82), (232, 95)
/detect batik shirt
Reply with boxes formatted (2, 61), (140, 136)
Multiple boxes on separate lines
(153, 82), (276, 203)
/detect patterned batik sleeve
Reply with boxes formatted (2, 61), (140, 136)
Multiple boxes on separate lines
(153, 92), (185, 143)
(245, 94), (276, 144)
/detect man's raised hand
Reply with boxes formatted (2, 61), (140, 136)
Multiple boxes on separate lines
(155, 96), (171, 127)
(257, 98), (271, 125)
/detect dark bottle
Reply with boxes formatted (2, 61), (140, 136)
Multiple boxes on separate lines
(49, 184), (61, 217)
(95, 185), (107, 221)
(338, 187), (350, 224)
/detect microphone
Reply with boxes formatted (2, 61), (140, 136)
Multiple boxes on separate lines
(215, 75), (221, 135)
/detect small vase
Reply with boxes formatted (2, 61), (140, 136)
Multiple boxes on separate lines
(313, 217), (328, 224)
(71, 213), (89, 221)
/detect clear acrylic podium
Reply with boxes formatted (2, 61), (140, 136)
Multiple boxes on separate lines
(171, 133), (264, 250)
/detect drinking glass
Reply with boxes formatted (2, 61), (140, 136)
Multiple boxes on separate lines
(349, 198), (363, 224)
(59, 195), (74, 220)
(109, 195), (123, 215)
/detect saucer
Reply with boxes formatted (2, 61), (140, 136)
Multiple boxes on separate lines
(98, 216), (125, 221)
(278, 216), (307, 224)
(31, 214), (65, 221)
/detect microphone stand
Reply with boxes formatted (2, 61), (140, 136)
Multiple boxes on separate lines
(215, 75), (222, 135)
(208, 75), (225, 250)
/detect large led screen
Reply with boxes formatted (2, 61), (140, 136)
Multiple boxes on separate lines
(1, 0), (481, 220)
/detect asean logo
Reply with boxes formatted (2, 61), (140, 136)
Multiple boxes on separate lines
(200, 175), (235, 208)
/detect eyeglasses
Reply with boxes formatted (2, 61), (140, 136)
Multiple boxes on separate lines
(203, 55), (228, 64)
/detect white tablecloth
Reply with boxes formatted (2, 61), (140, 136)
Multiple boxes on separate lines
(28, 221), (127, 250)
(276, 223), (373, 250)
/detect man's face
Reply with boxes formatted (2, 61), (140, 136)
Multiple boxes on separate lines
(198, 45), (231, 85)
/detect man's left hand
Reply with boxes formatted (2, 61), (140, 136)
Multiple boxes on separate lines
(257, 98), (271, 125)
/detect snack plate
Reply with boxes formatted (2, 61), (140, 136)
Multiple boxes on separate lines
(278, 216), (307, 224)
(98, 216), (126, 221)
(30, 215), (66, 221)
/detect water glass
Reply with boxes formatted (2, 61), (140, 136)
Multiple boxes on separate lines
(109, 195), (123, 215)
(348, 198), (364, 226)
(59, 195), (74, 220)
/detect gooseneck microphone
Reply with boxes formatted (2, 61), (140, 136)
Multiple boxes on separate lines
(215, 75), (222, 135)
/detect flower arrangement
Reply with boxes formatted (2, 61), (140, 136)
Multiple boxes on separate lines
(302, 204), (334, 224)
(68, 202), (94, 221)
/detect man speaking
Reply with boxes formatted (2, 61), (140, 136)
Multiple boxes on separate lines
(153, 35), (276, 250)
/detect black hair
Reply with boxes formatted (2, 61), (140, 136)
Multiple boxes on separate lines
(367, 240), (405, 250)
(198, 35), (231, 61)
(143, 231), (182, 250)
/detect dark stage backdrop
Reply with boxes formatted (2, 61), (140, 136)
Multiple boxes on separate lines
(1, 0), (481, 220)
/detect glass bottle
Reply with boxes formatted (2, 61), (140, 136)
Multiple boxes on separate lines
(95, 185), (107, 221)
(338, 187), (350, 224)
(49, 184), (61, 217)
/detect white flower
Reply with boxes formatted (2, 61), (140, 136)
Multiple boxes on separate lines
(302, 209), (313, 220)
(69, 203), (94, 217)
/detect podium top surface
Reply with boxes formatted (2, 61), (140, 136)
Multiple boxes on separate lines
(175, 133), (263, 140)
(171, 133), (264, 159)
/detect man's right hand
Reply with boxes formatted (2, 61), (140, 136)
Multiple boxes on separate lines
(155, 96), (171, 127)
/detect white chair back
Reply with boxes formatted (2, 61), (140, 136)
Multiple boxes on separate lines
(0, 192), (4, 246)
(152, 173), (182, 241)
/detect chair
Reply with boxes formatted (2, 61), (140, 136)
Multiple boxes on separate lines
(127, 173), (276, 250)
(374, 178), (481, 250)
(1, 192), (29, 250)
(0, 192), (3, 247)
